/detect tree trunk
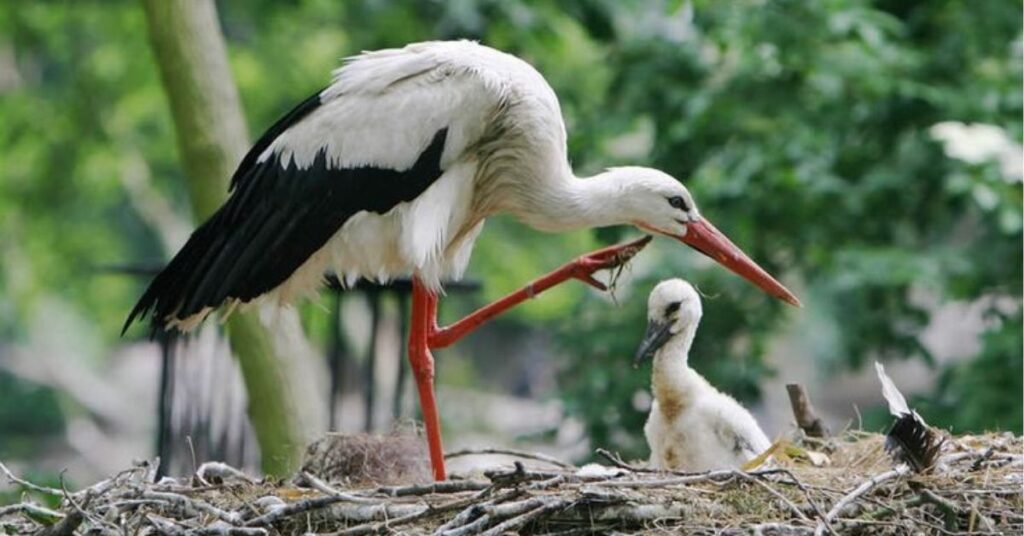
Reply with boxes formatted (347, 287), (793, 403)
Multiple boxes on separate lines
(141, 0), (326, 476)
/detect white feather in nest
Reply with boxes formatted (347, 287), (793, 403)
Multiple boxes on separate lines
(874, 362), (945, 473)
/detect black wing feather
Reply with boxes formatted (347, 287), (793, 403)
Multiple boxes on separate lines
(885, 412), (945, 472)
(229, 90), (324, 192)
(124, 91), (449, 334)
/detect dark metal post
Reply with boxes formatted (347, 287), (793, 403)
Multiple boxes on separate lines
(155, 331), (176, 478)
(392, 292), (409, 420)
(363, 290), (381, 431)
(327, 292), (344, 429)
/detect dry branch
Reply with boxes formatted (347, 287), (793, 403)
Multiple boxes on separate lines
(786, 384), (829, 438)
(445, 447), (575, 469)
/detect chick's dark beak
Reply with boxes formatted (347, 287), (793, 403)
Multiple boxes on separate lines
(634, 319), (674, 367)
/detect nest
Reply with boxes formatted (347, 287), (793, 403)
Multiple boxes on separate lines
(300, 431), (432, 486)
(1, 431), (1020, 535)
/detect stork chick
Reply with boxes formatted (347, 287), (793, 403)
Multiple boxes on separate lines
(636, 279), (770, 471)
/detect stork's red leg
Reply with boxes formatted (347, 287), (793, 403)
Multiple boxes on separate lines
(408, 236), (651, 481)
(409, 278), (447, 480)
(429, 235), (651, 349)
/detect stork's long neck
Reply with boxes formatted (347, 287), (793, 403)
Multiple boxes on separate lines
(651, 323), (707, 409)
(508, 168), (634, 232)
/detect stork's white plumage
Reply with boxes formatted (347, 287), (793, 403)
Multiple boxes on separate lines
(126, 41), (799, 480)
(636, 279), (771, 471)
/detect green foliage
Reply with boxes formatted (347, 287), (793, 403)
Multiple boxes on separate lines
(919, 313), (1023, 435)
(0, 372), (64, 458)
(547, 0), (1022, 458)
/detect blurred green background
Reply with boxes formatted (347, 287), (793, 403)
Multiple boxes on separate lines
(0, 0), (1020, 479)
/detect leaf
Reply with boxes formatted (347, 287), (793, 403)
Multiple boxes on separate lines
(805, 450), (831, 467)
(782, 443), (831, 466)
(741, 439), (784, 471)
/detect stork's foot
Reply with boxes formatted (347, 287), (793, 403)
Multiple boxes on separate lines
(569, 235), (653, 291)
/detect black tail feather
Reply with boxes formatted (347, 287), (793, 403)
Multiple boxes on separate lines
(885, 412), (945, 472)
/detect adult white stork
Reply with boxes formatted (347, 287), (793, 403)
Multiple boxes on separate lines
(125, 40), (800, 480)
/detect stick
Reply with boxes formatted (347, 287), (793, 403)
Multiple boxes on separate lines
(477, 498), (569, 536)
(431, 489), (523, 535)
(244, 491), (391, 527)
(59, 472), (122, 536)
(814, 466), (908, 536)
(919, 489), (961, 531)
(439, 498), (551, 536)
(787, 384), (829, 438)
(0, 502), (65, 520)
(0, 461), (63, 496)
(334, 489), (494, 536)
(141, 491), (242, 524)
(445, 448), (575, 469)
(375, 479), (491, 497)
(771, 468), (836, 535)
(733, 471), (811, 523)
(592, 470), (736, 488)
(193, 527), (271, 535)
(434, 475), (564, 535)
(595, 448), (653, 473)
(298, 472), (385, 504)
(197, 462), (259, 483)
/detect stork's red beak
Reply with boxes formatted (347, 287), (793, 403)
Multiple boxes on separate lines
(678, 219), (801, 307)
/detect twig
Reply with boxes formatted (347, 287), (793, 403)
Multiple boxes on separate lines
(439, 498), (551, 536)
(770, 468), (836, 536)
(814, 466), (908, 536)
(434, 475), (565, 536)
(431, 489), (523, 535)
(477, 497), (569, 536)
(317, 502), (426, 524)
(298, 472), (383, 504)
(445, 447), (574, 469)
(141, 490), (242, 525)
(374, 479), (490, 497)
(0, 460), (63, 496)
(483, 462), (574, 489)
(245, 492), (383, 527)
(192, 526), (270, 535)
(969, 448), (996, 471)
(74, 463), (150, 502)
(334, 488), (495, 536)
(592, 469), (736, 488)
(733, 471), (811, 523)
(59, 471), (123, 536)
(595, 448), (653, 473)
(0, 502), (65, 520)
(787, 384), (829, 438)
(919, 489), (961, 531)
(32, 508), (83, 536)
(197, 462), (259, 484)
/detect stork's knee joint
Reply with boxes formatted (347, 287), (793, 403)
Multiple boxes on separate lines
(410, 353), (435, 380)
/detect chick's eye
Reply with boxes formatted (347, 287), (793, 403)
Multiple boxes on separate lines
(664, 302), (681, 316)
(667, 196), (689, 211)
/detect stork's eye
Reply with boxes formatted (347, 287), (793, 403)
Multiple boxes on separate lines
(667, 196), (689, 211)
(664, 301), (681, 315)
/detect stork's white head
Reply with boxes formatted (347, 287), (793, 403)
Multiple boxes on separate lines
(606, 166), (801, 308)
(611, 167), (701, 237)
(634, 278), (703, 365)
